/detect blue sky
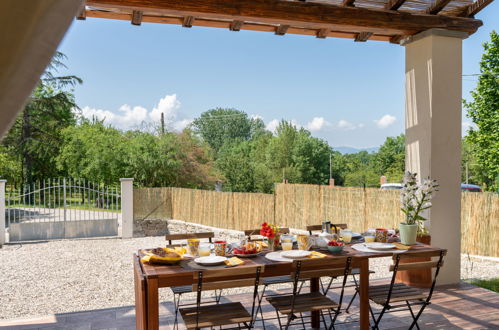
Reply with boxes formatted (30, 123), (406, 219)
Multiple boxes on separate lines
(57, 3), (499, 148)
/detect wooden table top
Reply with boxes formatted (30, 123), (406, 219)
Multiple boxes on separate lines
(137, 243), (446, 287)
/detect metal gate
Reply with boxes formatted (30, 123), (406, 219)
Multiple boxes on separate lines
(6, 178), (121, 241)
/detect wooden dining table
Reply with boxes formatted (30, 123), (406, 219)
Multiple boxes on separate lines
(133, 243), (445, 330)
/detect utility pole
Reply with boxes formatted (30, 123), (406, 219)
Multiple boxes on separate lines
(160, 112), (165, 135)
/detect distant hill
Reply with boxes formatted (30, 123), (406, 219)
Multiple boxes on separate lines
(333, 146), (379, 154)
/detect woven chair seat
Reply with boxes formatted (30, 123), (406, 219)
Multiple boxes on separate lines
(171, 285), (192, 294)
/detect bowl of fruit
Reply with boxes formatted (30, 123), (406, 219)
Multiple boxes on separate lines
(231, 241), (261, 257)
(327, 240), (345, 253)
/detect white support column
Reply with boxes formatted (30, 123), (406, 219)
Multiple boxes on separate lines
(404, 29), (467, 284)
(120, 178), (134, 239)
(0, 180), (6, 247)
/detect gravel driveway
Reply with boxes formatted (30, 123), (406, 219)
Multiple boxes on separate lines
(0, 236), (497, 320)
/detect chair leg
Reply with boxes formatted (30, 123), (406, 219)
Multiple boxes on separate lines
(408, 302), (428, 330)
(372, 306), (387, 330)
(173, 293), (182, 330)
(275, 309), (283, 329)
(257, 285), (267, 329)
(297, 280), (305, 294)
(345, 290), (358, 313)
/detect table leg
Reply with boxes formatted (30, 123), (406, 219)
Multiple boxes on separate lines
(310, 277), (320, 329)
(146, 277), (159, 330)
(359, 258), (369, 330)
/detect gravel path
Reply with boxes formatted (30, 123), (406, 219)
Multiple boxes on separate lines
(0, 236), (497, 320)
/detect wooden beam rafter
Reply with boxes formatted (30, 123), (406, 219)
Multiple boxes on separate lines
(342, 0), (356, 7)
(275, 24), (289, 35)
(354, 31), (373, 42)
(465, 0), (494, 17)
(389, 35), (404, 44)
(316, 28), (329, 38)
(86, 0), (483, 35)
(385, 0), (407, 11)
(131, 10), (142, 25)
(182, 16), (194, 27)
(425, 0), (452, 15)
(230, 20), (244, 31)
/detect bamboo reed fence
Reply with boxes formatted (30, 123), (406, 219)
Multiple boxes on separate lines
(133, 184), (499, 257)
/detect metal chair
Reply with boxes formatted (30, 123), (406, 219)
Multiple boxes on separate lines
(307, 223), (375, 309)
(266, 256), (352, 329)
(366, 249), (446, 330)
(165, 232), (222, 329)
(179, 265), (264, 329)
(244, 227), (307, 328)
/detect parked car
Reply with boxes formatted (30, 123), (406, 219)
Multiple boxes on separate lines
(461, 184), (482, 192)
(380, 183), (403, 190)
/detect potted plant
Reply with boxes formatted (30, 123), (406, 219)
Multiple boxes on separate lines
(260, 222), (280, 251)
(399, 172), (438, 245)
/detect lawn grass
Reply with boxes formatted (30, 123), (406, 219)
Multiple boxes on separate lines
(466, 278), (499, 293)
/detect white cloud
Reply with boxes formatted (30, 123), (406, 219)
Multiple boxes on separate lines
(266, 119), (280, 133)
(251, 114), (263, 120)
(306, 117), (330, 131)
(374, 114), (396, 129)
(336, 119), (364, 131)
(81, 94), (190, 132)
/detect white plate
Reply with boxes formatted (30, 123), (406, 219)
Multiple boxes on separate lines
(365, 243), (396, 250)
(265, 251), (292, 263)
(194, 256), (227, 266)
(281, 250), (312, 259)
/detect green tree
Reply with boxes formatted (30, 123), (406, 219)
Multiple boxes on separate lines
(191, 108), (263, 154)
(1, 52), (81, 185)
(464, 30), (499, 191)
(373, 134), (405, 182)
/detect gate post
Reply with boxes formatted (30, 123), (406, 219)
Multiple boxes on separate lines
(120, 178), (134, 238)
(0, 180), (6, 247)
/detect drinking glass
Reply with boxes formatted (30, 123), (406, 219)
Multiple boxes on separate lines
(341, 229), (353, 243)
(297, 235), (311, 251)
(281, 234), (293, 243)
(187, 238), (200, 256)
(214, 240), (227, 256)
(198, 243), (211, 257)
(282, 242), (293, 251)
(364, 234), (375, 243)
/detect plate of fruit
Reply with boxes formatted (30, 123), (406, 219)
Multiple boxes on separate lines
(327, 240), (345, 253)
(231, 241), (261, 257)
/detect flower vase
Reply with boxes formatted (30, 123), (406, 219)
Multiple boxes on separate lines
(266, 237), (276, 251)
(399, 223), (418, 245)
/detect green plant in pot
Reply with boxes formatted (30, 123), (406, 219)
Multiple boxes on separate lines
(400, 172), (438, 245)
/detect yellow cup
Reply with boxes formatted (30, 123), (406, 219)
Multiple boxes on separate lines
(187, 238), (200, 256)
(297, 235), (311, 251)
(282, 242), (293, 251)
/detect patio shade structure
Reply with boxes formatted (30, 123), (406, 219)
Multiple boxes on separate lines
(0, 0), (495, 288)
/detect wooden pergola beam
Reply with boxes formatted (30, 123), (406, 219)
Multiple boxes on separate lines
(230, 20), (244, 31)
(426, 0), (452, 15)
(385, 0), (407, 11)
(131, 10), (142, 25)
(342, 0), (356, 7)
(355, 32), (373, 42)
(182, 16), (194, 27)
(275, 24), (289, 36)
(86, 0), (483, 35)
(466, 0), (494, 17)
(316, 28), (329, 39)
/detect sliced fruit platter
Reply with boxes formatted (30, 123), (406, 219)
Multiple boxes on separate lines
(140, 247), (187, 265)
(230, 241), (264, 257)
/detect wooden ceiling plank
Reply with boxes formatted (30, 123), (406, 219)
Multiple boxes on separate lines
(426, 0), (452, 15)
(230, 20), (244, 31)
(354, 31), (373, 42)
(275, 24), (289, 35)
(131, 10), (143, 25)
(86, 0), (483, 34)
(389, 35), (404, 44)
(466, 0), (494, 17)
(385, 0), (407, 11)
